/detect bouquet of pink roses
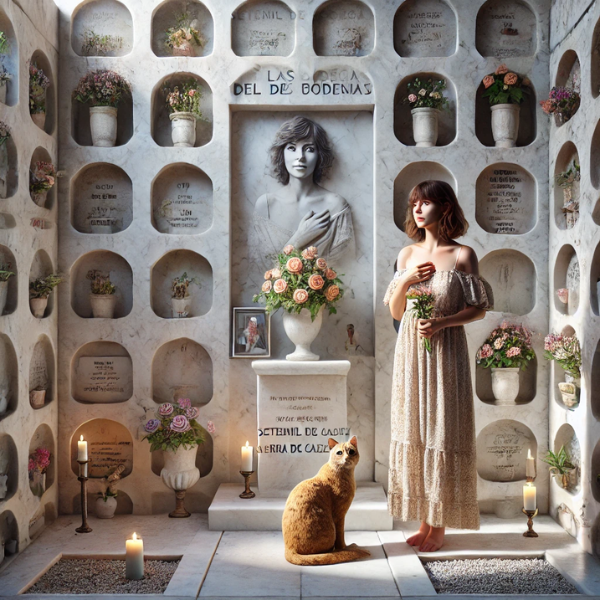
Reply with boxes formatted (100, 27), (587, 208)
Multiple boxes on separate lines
(28, 447), (51, 474)
(476, 321), (536, 370)
(406, 285), (435, 353)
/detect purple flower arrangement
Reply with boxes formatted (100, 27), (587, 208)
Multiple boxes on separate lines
(143, 398), (214, 452)
(72, 69), (131, 108)
(539, 86), (580, 123)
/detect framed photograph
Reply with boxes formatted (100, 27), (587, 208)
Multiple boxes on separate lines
(231, 307), (271, 358)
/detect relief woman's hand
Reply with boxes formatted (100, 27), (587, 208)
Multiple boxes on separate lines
(402, 261), (436, 286)
(289, 210), (330, 248)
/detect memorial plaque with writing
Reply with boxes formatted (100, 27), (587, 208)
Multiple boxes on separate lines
(73, 356), (132, 403)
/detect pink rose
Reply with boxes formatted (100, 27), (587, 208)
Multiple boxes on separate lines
(308, 274), (324, 290)
(286, 257), (303, 274)
(324, 285), (340, 301)
(483, 75), (495, 89)
(188, 90), (196, 96)
(185, 406), (200, 420)
(495, 64), (508, 75)
(264, 270), (272, 280)
(170, 415), (191, 433)
(504, 73), (518, 86)
(293, 289), (309, 304)
(159, 403), (174, 416)
(506, 346), (521, 358)
(271, 268), (281, 279)
(262, 280), (272, 292)
(316, 258), (327, 270)
(207, 420), (216, 434)
(305, 246), (318, 258)
(273, 279), (288, 294)
(325, 268), (337, 280)
(408, 93), (417, 103)
(283, 245), (294, 255)
(177, 398), (192, 409)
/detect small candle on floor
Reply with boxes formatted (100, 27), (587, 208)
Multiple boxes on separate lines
(526, 448), (535, 479)
(77, 435), (88, 461)
(125, 532), (144, 580)
(241, 441), (253, 471)
(523, 482), (536, 511)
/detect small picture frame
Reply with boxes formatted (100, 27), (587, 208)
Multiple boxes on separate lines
(231, 307), (271, 358)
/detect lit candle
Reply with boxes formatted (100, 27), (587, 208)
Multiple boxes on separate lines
(526, 448), (535, 479)
(77, 435), (88, 461)
(241, 441), (253, 471)
(125, 532), (144, 580)
(523, 482), (536, 511)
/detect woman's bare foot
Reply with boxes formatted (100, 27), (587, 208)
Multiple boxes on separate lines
(406, 522), (430, 547)
(419, 526), (445, 552)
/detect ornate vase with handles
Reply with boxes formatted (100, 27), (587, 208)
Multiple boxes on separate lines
(282, 307), (323, 361)
(160, 445), (200, 518)
(490, 103), (520, 147)
(491, 367), (520, 405)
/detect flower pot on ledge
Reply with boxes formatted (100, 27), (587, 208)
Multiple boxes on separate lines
(491, 367), (520, 405)
(90, 106), (118, 147)
(171, 296), (191, 318)
(170, 112), (196, 147)
(160, 445), (200, 518)
(172, 41), (195, 57)
(491, 103), (520, 148)
(558, 373), (580, 409)
(90, 293), (116, 318)
(31, 112), (46, 130)
(282, 307), (323, 361)
(411, 107), (439, 147)
(30, 297), (48, 318)
(95, 496), (117, 519)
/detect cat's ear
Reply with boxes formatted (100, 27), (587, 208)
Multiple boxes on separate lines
(349, 436), (357, 448)
(328, 438), (338, 449)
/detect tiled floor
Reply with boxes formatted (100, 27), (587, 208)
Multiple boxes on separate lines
(1, 514), (600, 599)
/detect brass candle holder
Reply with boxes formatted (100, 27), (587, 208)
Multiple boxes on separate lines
(522, 507), (538, 537)
(76, 460), (92, 533)
(239, 470), (255, 499)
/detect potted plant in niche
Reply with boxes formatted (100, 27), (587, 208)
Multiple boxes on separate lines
(540, 86), (580, 125)
(542, 445), (577, 489)
(482, 64), (530, 148)
(556, 159), (580, 228)
(0, 121), (10, 200)
(163, 79), (204, 147)
(29, 161), (56, 208)
(143, 399), (215, 518)
(29, 383), (47, 409)
(28, 447), (51, 497)
(171, 272), (200, 318)
(544, 332), (582, 409)
(253, 245), (344, 361)
(29, 273), (62, 318)
(29, 61), (50, 129)
(87, 269), (117, 318)
(72, 69), (131, 147)
(95, 464), (125, 519)
(164, 13), (205, 57)
(403, 76), (449, 147)
(0, 263), (14, 316)
(476, 321), (536, 405)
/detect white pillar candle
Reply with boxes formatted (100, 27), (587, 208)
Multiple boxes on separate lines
(77, 435), (88, 461)
(241, 441), (253, 471)
(523, 483), (536, 511)
(526, 448), (535, 479)
(125, 532), (144, 580)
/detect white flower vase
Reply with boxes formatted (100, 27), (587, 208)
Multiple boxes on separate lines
(0, 280), (8, 315)
(171, 296), (191, 318)
(558, 373), (580, 409)
(30, 470), (46, 497)
(29, 388), (46, 409)
(282, 308), (323, 361)
(31, 190), (48, 207)
(491, 103), (520, 148)
(160, 445), (200, 518)
(95, 496), (117, 519)
(411, 107), (439, 147)
(31, 112), (45, 130)
(172, 41), (195, 57)
(491, 367), (520, 405)
(90, 294), (116, 318)
(170, 112), (196, 147)
(90, 106), (118, 147)
(30, 297), (48, 318)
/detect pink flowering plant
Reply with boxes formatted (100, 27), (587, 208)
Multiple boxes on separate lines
(476, 322), (536, 370)
(29, 61), (50, 114)
(143, 398), (215, 452)
(406, 286), (435, 353)
(482, 64), (529, 105)
(539, 87), (580, 123)
(163, 79), (204, 118)
(544, 333), (581, 378)
(404, 76), (448, 110)
(72, 69), (131, 107)
(164, 13), (205, 51)
(28, 447), (51, 474)
(253, 245), (344, 321)
(29, 161), (56, 194)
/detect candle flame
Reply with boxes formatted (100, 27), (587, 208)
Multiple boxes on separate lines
(245, 441), (249, 447)
(527, 448), (532, 459)
(80, 435), (84, 442)
(132, 532), (137, 540)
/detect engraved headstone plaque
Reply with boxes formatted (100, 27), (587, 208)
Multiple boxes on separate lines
(73, 356), (133, 403)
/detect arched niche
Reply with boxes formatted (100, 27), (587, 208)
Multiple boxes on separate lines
(479, 249), (536, 315)
(0, 213), (16, 229)
(394, 72), (457, 146)
(152, 338), (213, 406)
(476, 419), (537, 482)
(29, 147), (55, 210)
(0, 510), (18, 555)
(555, 49), (580, 91)
(553, 142), (580, 230)
(393, 162), (456, 231)
(475, 80), (537, 147)
(0, 244), (17, 315)
(70, 163), (133, 234)
(552, 325), (577, 409)
(70, 250), (133, 319)
(313, 0), (374, 57)
(592, 16), (600, 99)
(151, 0), (214, 57)
(151, 72), (213, 147)
(151, 428), (213, 478)
(591, 120), (600, 189)
(29, 50), (55, 135)
(71, 341), (132, 404)
(231, 0), (295, 57)
(73, 490), (133, 515)
(151, 250), (213, 318)
(592, 438), (600, 502)
(554, 245), (579, 316)
(71, 419), (133, 479)
(393, 0), (456, 58)
(71, 0), (133, 57)
(553, 423), (580, 494)
(0, 9), (18, 106)
(475, 163), (537, 234)
(29, 249), (55, 318)
(151, 163), (213, 234)
(0, 433), (18, 502)
(0, 135), (17, 200)
(476, 353), (537, 405)
(0, 334), (17, 420)
(29, 335), (55, 410)
(475, 0), (536, 58)
(28, 424), (56, 494)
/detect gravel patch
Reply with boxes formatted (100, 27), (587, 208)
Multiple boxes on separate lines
(423, 558), (579, 595)
(25, 559), (180, 594)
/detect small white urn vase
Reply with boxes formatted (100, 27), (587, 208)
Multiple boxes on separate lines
(171, 296), (191, 318)
(90, 106), (118, 147)
(95, 496), (117, 519)
(491, 367), (520, 405)
(170, 112), (196, 147)
(558, 372), (581, 409)
(491, 103), (520, 148)
(90, 294), (116, 318)
(30, 297), (48, 318)
(411, 107), (439, 147)
(31, 190), (48, 207)
(29, 388), (46, 409)
(0, 280), (8, 315)
(172, 41), (195, 57)
(282, 307), (323, 361)
(161, 445), (200, 518)
(31, 112), (46, 130)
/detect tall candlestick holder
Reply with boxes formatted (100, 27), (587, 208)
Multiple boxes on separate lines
(239, 470), (255, 499)
(522, 507), (538, 537)
(76, 460), (92, 533)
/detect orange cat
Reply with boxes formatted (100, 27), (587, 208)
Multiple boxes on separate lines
(282, 436), (370, 566)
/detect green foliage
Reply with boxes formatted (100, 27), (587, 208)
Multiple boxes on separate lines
(555, 160), (580, 188)
(476, 322), (536, 370)
(404, 77), (449, 110)
(171, 272), (201, 299)
(29, 274), (63, 299)
(87, 270), (116, 295)
(0, 31), (10, 55)
(81, 29), (123, 56)
(541, 446), (574, 475)
(163, 78), (204, 118)
(0, 262), (14, 282)
(164, 13), (204, 49)
(481, 66), (529, 105)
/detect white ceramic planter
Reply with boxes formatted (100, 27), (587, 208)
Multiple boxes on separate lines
(491, 367), (520, 405)
(172, 41), (195, 56)
(31, 112), (45, 130)
(161, 446), (200, 491)
(411, 107), (439, 147)
(29, 388), (46, 409)
(558, 373), (581, 408)
(90, 293), (117, 318)
(90, 106), (118, 147)
(0, 280), (8, 315)
(95, 496), (117, 519)
(30, 297), (48, 318)
(490, 103), (520, 148)
(31, 190), (48, 207)
(171, 296), (191, 318)
(282, 307), (323, 361)
(170, 112), (196, 147)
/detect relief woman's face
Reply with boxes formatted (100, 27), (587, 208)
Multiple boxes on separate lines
(284, 137), (318, 180)
(412, 197), (444, 229)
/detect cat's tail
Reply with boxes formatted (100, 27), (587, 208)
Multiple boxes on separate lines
(285, 544), (370, 566)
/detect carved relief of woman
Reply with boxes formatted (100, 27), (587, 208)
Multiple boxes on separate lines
(252, 116), (355, 263)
